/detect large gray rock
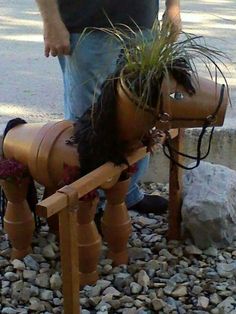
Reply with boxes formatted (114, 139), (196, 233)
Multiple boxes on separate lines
(182, 162), (236, 249)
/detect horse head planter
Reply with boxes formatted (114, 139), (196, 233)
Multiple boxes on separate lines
(116, 74), (228, 144)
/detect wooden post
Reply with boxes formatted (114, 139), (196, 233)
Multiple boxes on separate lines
(58, 186), (80, 314)
(168, 128), (184, 240)
(44, 187), (59, 237)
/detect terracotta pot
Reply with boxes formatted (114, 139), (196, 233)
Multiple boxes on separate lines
(116, 79), (156, 145)
(3, 121), (79, 188)
(156, 75), (228, 130)
(104, 175), (131, 205)
(77, 197), (101, 286)
(116, 73), (228, 140)
(1, 179), (35, 260)
(102, 177), (132, 265)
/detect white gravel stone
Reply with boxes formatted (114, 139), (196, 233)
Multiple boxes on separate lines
(19, 287), (31, 302)
(197, 296), (210, 309)
(171, 285), (188, 297)
(192, 285), (203, 295)
(4, 272), (19, 282)
(210, 293), (222, 305)
(102, 286), (121, 296)
(23, 255), (40, 271)
(11, 259), (25, 270)
(146, 259), (161, 270)
(53, 297), (62, 306)
(89, 285), (102, 297)
(128, 247), (151, 260)
(185, 245), (203, 255)
(122, 308), (137, 314)
(96, 280), (111, 290)
(130, 282), (142, 294)
(0, 258), (9, 267)
(159, 248), (177, 260)
(30, 285), (39, 296)
(152, 298), (165, 311)
(203, 247), (218, 257)
(35, 273), (50, 288)
(164, 281), (177, 295)
(23, 269), (37, 281)
(1, 308), (17, 314)
(136, 216), (157, 226)
(50, 273), (62, 290)
(137, 270), (150, 288)
(2, 287), (10, 296)
(90, 296), (102, 306)
(217, 297), (236, 313)
(39, 289), (53, 301)
(216, 262), (236, 278)
(42, 244), (56, 259)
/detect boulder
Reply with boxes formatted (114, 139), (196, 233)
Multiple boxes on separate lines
(182, 161), (236, 249)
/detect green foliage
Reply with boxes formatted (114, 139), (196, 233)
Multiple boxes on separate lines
(81, 17), (229, 109)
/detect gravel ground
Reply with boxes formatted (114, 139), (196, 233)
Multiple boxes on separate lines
(1, 183), (236, 314)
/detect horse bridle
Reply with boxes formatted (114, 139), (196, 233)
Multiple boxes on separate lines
(161, 84), (226, 170)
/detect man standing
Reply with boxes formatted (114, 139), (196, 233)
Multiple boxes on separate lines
(36, 0), (181, 214)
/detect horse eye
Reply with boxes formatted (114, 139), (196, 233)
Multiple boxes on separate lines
(170, 92), (184, 100)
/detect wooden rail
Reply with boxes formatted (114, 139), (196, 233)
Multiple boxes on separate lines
(36, 146), (147, 218)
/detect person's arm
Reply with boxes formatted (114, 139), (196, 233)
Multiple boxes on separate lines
(36, 0), (70, 57)
(163, 0), (182, 41)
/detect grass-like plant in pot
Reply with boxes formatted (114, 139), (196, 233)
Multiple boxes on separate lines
(75, 19), (229, 176)
(92, 19), (229, 144)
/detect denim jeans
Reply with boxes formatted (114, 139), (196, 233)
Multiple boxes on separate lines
(58, 32), (149, 207)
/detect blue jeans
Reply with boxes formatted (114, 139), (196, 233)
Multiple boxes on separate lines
(59, 32), (149, 207)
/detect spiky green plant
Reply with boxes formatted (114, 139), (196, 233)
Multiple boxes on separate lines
(83, 17), (229, 110)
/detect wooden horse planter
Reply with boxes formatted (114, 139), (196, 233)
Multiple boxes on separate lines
(2, 121), (181, 313)
(1, 74), (228, 313)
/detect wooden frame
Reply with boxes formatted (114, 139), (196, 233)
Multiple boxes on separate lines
(36, 129), (183, 314)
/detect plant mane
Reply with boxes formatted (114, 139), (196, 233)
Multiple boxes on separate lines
(87, 18), (229, 109)
(74, 71), (130, 177)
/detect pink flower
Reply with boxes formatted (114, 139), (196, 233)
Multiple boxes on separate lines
(0, 158), (28, 182)
(61, 163), (80, 185)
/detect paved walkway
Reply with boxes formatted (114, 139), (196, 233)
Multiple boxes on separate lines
(0, 0), (235, 133)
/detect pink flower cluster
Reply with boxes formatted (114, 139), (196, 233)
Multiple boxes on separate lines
(0, 158), (28, 183)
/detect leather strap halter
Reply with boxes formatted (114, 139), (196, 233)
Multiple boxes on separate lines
(162, 84), (226, 170)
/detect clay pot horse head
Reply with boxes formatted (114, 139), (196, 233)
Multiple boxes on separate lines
(116, 73), (228, 145)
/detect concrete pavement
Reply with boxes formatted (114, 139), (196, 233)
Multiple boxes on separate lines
(0, 0), (235, 181)
(0, 0), (63, 133)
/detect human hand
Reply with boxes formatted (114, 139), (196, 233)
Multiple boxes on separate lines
(43, 20), (70, 57)
(162, 7), (182, 42)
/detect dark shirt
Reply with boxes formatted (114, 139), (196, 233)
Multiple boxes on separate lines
(57, 0), (159, 33)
